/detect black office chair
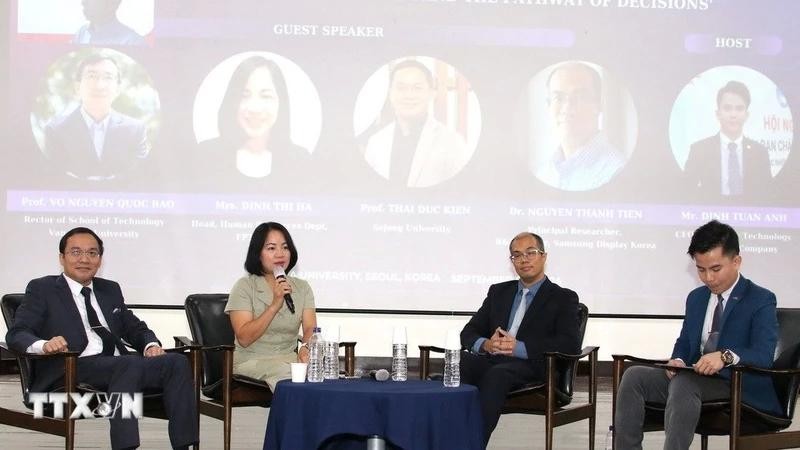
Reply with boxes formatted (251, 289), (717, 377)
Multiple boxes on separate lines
(611, 307), (800, 450)
(181, 293), (357, 450)
(0, 293), (201, 450)
(419, 303), (598, 450)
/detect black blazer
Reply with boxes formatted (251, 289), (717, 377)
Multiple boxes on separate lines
(684, 134), (772, 198)
(460, 278), (580, 373)
(44, 107), (149, 179)
(6, 275), (159, 392)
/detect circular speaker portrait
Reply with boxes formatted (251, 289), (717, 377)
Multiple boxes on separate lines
(353, 56), (482, 188)
(670, 65), (793, 198)
(523, 60), (638, 192)
(193, 51), (322, 179)
(30, 48), (160, 181)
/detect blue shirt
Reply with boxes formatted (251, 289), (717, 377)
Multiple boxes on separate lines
(472, 277), (546, 359)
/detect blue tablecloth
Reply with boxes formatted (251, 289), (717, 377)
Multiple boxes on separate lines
(263, 379), (484, 450)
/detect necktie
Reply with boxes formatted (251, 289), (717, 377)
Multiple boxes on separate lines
(508, 288), (530, 337)
(80, 287), (123, 356)
(703, 294), (724, 354)
(390, 126), (420, 186)
(728, 142), (743, 195)
(92, 122), (104, 159)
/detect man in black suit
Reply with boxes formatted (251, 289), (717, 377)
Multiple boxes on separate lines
(44, 53), (149, 180)
(684, 80), (772, 197)
(460, 231), (581, 441)
(6, 227), (197, 450)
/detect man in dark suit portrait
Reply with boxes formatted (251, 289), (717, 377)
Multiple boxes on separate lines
(684, 80), (772, 197)
(614, 220), (781, 450)
(460, 231), (581, 442)
(5, 227), (198, 450)
(44, 54), (149, 180)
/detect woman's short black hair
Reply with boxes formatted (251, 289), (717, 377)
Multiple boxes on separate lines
(59, 227), (104, 255)
(243, 222), (298, 275)
(217, 55), (292, 149)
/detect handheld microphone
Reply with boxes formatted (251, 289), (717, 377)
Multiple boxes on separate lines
(368, 369), (390, 382)
(272, 266), (295, 314)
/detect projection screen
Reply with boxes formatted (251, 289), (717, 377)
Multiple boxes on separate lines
(2, 0), (797, 314)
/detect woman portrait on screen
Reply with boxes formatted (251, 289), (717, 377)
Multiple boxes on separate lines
(203, 56), (308, 179)
(225, 222), (317, 389)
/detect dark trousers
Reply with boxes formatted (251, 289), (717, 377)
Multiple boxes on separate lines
(76, 353), (198, 450)
(460, 351), (540, 441)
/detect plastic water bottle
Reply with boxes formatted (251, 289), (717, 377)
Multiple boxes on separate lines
(323, 339), (339, 380)
(443, 348), (460, 387)
(391, 343), (407, 381)
(307, 327), (324, 383)
(604, 425), (614, 450)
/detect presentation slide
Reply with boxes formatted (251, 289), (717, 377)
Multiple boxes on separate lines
(2, 0), (797, 314)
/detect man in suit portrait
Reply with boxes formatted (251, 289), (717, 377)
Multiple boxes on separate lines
(44, 53), (149, 180)
(684, 80), (772, 197)
(614, 220), (781, 450)
(6, 227), (198, 450)
(536, 62), (627, 191)
(363, 59), (471, 188)
(459, 231), (581, 442)
(73, 0), (145, 46)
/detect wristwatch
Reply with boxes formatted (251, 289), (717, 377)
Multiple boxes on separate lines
(720, 349), (734, 366)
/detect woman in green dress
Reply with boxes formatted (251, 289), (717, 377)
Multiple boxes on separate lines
(225, 222), (317, 389)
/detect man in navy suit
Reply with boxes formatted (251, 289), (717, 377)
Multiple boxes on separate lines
(460, 232), (581, 441)
(44, 53), (149, 180)
(6, 227), (197, 450)
(614, 220), (781, 450)
(684, 81), (772, 198)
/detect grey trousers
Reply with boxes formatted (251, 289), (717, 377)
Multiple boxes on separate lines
(614, 365), (730, 450)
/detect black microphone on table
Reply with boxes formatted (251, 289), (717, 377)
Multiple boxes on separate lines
(272, 266), (295, 314)
(367, 369), (390, 382)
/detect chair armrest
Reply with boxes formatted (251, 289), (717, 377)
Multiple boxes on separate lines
(0, 342), (81, 360)
(196, 344), (235, 352)
(164, 344), (201, 353)
(611, 354), (670, 365)
(731, 364), (800, 376)
(611, 354), (671, 397)
(419, 345), (445, 354)
(544, 345), (599, 361)
(174, 336), (196, 347)
(232, 373), (271, 389)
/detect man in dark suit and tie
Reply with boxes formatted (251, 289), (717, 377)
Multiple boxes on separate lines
(44, 53), (149, 180)
(5, 227), (198, 450)
(459, 231), (581, 442)
(614, 220), (781, 450)
(684, 81), (772, 198)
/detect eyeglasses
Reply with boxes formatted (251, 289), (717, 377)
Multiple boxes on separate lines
(82, 72), (118, 83)
(65, 249), (101, 259)
(510, 249), (545, 262)
(547, 91), (598, 107)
